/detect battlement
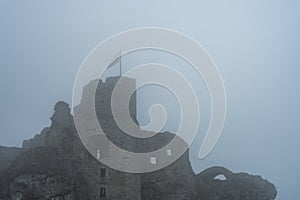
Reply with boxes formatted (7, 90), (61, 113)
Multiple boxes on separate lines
(77, 76), (137, 119)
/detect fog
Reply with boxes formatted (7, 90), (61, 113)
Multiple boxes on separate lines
(1, 1), (299, 199)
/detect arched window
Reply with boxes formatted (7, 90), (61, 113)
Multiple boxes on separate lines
(97, 149), (101, 159)
(150, 157), (157, 165)
(100, 187), (106, 197)
(101, 168), (106, 178)
(167, 149), (172, 156)
(214, 174), (227, 180)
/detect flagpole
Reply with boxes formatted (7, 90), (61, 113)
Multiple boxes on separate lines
(119, 49), (122, 76)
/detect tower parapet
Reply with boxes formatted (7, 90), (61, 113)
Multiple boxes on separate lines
(77, 76), (136, 119)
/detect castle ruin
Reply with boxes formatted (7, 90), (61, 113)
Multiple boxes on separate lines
(0, 76), (277, 200)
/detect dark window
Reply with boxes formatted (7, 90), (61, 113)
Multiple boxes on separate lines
(100, 168), (106, 177)
(100, 188), (106, 197)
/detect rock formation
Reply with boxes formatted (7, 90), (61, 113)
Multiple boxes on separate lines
(0, 146), (22, 178)
(0, 77), (277, 200)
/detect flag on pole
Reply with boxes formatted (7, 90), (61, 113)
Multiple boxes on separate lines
(107, 50), (122, 76)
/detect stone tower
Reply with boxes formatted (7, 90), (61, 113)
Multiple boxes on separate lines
(74, 76), (141, 200)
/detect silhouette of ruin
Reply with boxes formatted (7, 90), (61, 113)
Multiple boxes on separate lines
(0, 76), (277, 200)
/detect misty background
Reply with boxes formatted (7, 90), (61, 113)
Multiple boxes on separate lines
(0, 1), (299, 199)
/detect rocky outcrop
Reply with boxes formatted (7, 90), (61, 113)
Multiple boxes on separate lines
(0, 101), (277, 200)
(0, 101), (142, 200)
(196, 166), (277, 200)
(0, 77), (277, 199)
(0, 146), (22, 178)
(22, 128), (49, 149)
(1, 147), (74, 199)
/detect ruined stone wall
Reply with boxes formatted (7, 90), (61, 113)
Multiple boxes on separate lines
(0, 76), (277, 200)
(73, 76), (142, 200)
(79, 76), (136, 119)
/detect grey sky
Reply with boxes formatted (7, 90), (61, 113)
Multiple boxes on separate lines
(1, 1), (299, 199)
